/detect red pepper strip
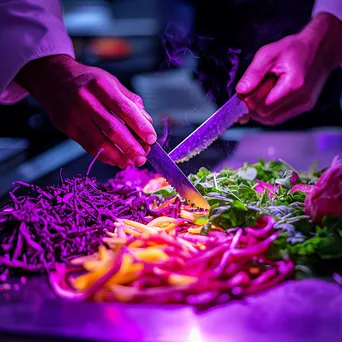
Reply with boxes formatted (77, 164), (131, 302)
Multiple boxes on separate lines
(230, 232), (280, 260)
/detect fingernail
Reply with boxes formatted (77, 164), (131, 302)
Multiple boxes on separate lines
(146, 134), (157, 145)
(135, 156), (146, 167)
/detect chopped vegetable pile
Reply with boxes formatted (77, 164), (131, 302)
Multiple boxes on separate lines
(51, 213), (293, 306)
(0, 159), (180, 282)
(1, 154), (342, 307)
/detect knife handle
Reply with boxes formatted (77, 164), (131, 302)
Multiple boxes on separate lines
(239, 74), (277, 114)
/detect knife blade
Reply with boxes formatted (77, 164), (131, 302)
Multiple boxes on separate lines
(147, 143), (210, 210)
(169, 76), (277, 163)
(169, 94), (247, 163)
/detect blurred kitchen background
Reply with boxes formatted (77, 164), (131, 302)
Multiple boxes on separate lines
(0, 0), (341, 199)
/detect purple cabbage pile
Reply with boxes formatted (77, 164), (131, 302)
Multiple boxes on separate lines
(0, 167), (180, 282)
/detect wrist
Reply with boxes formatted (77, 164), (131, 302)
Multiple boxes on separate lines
(16, 54), (78, 93)
(298, 13), (342, 70)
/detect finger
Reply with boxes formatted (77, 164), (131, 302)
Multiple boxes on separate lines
(236, 48), (273, 95)
(250, 99), (309, 126)
(116, 83), (153, 124)
(79, 89), (147, 166)
(265, 72), (304, 106)
(73, 122), (129, 169)
(250, 84), (304, 120)
(92, 79), (156, 145)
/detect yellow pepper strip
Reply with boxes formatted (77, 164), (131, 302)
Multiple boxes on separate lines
(83, 259), (107, 272)
(187, 226), (202, 234)
(123, 220), (159, 234)
(110, 284), (138, 302)
(106, 264), (143, 287)
(162, 223), (178, 232)
(123, 225), (142, 237)
(211, 225), (226, 232)
(169, 274), (198, 286)
(180, 210), (195, 221)
(187, 225), (225, 235)
(249, 267), (260, 275)
(74, 253), (141, 291)
(82, 246), (114, 271)
(99, 245), (111, 262)
(73, 261), (112, 290)
(70, 254), (98, 266)
(128, 240), (144, 248)
(143, 177), (168, 193)
(147, 216), (175, 227)
(197, 243), (206, 250)
(132, 247), (168, 263)
(103, 237), (127, 246)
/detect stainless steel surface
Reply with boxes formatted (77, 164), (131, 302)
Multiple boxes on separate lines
(169, 94), (248, 163)
(0, 277), (341, 342)
(147, 143), (209, 209)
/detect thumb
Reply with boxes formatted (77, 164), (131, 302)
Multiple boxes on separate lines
(236, 49), (273, 95)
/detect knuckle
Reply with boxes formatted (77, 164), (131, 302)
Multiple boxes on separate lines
(91, 77), (103, 89)
(256, 46), (267, 57)
(132, 94), (144, 105)
(255, 46), (269, 60)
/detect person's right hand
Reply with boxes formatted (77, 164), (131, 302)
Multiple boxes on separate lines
(16, 55), (156, 169)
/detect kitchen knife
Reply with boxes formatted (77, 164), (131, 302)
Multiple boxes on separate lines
(169, 76), (277, 163)
(147, 142), (210, 210)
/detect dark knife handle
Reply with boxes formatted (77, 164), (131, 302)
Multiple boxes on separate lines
(238, 74), (278, 114)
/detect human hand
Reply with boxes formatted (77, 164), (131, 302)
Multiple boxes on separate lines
(16, 55), (156, 168)
(236, 13), (342, 125)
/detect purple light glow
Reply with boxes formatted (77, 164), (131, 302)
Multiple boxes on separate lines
(158, 115), (170, 150)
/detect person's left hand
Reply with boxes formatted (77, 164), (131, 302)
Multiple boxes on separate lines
(236, 13), (342, 125)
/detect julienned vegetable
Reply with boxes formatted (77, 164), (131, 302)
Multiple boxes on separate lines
(0, 154), (180, 282)
(50, 213), (294, 306)
(50, 155), (341, 306)
(1, 153), (341, 307)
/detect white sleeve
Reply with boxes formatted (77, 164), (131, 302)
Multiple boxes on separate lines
(0, 0), (75, 105)
(312, 0), (342, 21)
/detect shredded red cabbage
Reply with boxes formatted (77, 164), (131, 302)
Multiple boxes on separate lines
(0, 159), (179, 282)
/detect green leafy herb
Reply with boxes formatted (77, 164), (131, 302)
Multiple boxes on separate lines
(187, 158), (341, 277)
